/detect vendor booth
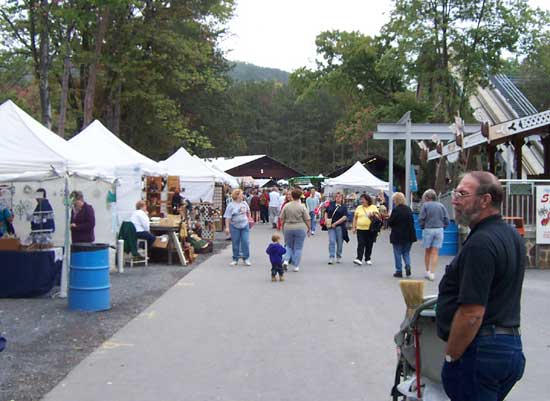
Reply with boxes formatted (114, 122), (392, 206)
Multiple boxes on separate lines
(0, 100), (116, 298)
(324, 161), (389, 195)
(160, 147), (238, 202)
(69, 120), (166, 226)
(160, 147), (237, 239)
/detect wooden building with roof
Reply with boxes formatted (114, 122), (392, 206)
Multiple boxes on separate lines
(206, 155), (303, 180)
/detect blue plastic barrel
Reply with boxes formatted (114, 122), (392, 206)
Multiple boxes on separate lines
(440, 221), (458, 256)
(69, 243), (110, 311)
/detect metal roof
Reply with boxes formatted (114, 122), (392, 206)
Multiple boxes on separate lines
(490, 74), (538, 117)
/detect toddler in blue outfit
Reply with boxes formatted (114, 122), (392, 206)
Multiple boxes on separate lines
(266, 234), (286, 282)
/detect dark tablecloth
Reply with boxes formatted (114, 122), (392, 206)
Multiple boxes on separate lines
(0, 250), (62, 298)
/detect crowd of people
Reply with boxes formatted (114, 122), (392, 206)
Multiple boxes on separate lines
(224, 184), (455, 283)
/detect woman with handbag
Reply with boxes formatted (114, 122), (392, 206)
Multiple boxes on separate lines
(324, 192), (348, 264)
(224, 189), (252, 266)
(280, 188), (311, 272)
(387, 192), (417, 277)
(351, 194), (380, 266)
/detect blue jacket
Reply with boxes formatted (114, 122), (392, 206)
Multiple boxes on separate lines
(266, 242), (286, 264)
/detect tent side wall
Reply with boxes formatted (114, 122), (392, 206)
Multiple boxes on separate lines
(8, 176), (116, 247)
(180, 179), (214, 203)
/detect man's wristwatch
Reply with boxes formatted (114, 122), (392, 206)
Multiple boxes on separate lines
(445, 354), (454, 363)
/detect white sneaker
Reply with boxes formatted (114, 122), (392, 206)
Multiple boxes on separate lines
(429, 272), (435, 281)
(293, 266), (300, 272)
(328, 258), (335, 265)
(425, 271), (432, 280)
(283, 260), (289, 268)
(366, 260), (372, 265)
(353, 259), (363, 266)
(336, 258), (342, 264)
(244, 259), (251, 266)
(230, 260), (238, 266)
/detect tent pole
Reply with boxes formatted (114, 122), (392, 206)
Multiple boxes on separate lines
(389, 139), (394, 213)
(60, 175), (70, 298)
(405, 115), (412, 206)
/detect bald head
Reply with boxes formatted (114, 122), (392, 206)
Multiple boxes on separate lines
(465, 171), (503, 209)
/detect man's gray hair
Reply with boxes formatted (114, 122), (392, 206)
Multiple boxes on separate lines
(422, 189), (437, 202)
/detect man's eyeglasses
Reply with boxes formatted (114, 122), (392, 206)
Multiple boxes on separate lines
(451, 190), (478, 200)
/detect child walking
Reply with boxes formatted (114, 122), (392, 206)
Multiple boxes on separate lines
(266, 234), (286, 282)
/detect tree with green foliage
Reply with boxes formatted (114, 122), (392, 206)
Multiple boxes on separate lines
(382, 0), (538, 120)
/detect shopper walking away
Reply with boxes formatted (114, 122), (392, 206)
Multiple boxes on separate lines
(259, 189), (269, 223)
(387, 192), (416, 277)
(324, 192), (348, 265)
(419, 188), (449, 281)
(437, 171), (526, 401)
(224, 189), (252, 266)
(268, 187), (281, 228)
(280, 189), (311, 272)
(277, 191), (293, 231)
(266, 233), (286, 281)
(306, 188), (320, 235)
(351, 194), (380, 266)
(250, 190), (261, 222)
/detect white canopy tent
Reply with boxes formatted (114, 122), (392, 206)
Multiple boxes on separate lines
(325, 161), (389, 194)
(69, 120), (166, 225)
(68, 120), (164, 177)
(0, 100), (94, 180)
(0, 100), (116, 298)
(160, 147), (238, 202)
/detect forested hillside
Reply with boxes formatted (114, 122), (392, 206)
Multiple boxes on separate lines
(228, 61), (289, 83)
(1, 0), (549, 179)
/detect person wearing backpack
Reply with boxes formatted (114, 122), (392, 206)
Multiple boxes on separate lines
(351, 194), (380, 266)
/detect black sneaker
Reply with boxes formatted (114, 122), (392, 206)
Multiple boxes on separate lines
(393, 272), (403, 278)
(405, 265), (411, 277)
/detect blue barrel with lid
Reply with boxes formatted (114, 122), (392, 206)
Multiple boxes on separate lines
(440, 221), (458, 256)
(69, 243), (110, 311)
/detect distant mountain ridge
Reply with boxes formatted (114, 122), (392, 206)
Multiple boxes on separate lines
(228, 61), (289, 84)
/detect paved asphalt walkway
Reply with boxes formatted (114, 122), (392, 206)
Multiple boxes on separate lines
(43, 223), (549, 401)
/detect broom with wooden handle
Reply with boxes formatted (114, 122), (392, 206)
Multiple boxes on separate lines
(399, 280), (424, 317)
(399, 279), (425, 399)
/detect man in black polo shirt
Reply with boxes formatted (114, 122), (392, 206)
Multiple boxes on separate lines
(436, 171), (526, 401)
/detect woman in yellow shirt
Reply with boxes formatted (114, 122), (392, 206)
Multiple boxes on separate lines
(351, 194), (380, 265)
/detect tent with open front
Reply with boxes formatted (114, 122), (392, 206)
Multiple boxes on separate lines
(324, 161), (389, 194)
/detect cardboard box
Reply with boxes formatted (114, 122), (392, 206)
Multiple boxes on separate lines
(152, 235), (169, 249)
(0, 238), (21, 251)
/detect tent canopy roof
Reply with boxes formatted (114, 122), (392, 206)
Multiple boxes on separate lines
(0, 100), (91, 179)
(161, 147), (239, 187)
(206, 155), (265, 172)
(69, 120), (163, 176)
(325, 161), (389, 191)
(160, 147), (217, 182)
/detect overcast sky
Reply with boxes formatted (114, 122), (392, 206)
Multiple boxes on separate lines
(220, 0), (550, 72)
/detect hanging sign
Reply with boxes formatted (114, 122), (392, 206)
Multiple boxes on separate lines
(536, 186), (550, 244)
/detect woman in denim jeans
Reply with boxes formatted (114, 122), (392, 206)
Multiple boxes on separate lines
(224, 189), (251, 266)
(387, 192), (417, 277)
(324, 193), (348, 264)
(280, 188), (311, 272)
